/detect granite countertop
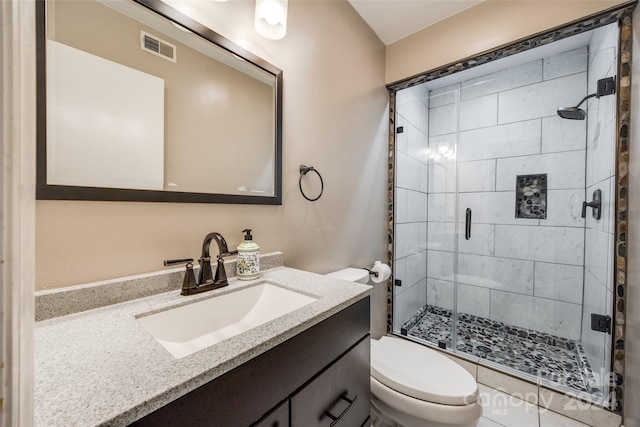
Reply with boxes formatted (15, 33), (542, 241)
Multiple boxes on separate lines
(35, 266), (372, 426)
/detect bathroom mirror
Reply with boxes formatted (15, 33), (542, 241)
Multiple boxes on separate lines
(36, 0), (283, 204)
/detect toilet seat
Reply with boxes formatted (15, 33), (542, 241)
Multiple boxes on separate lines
(371, 336), (479, 406)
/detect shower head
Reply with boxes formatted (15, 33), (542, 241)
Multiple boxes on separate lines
(557, 93), (596, 120)
(557, 76), (616, 120)
(557, 106), (587, 120)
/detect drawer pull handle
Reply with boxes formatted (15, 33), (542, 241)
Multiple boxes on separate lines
(325, 393), (358, 426)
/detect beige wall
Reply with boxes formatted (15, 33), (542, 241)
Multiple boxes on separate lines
(386, 0), (629, 84)
(36, 0), (389, 323)
(40, 0), (630, 340)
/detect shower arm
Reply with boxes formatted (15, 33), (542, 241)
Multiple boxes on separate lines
(572, 93), (598, 108)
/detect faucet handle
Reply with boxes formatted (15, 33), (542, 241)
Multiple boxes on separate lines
(181, 262), (198, 295)
(213, 256), (228, 286)
(212, 251), (237, 286)
(163, 259), (199, 295)
(164, 258), (194, 266)
(218, 250), (239, 258)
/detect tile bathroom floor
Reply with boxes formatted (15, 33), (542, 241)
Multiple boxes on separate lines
(478, 384), (590, 427)
(370, 385), (590, 427)
(401, 305), (602, 399)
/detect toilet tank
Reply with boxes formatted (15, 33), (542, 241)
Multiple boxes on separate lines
(325, 268), (370, 284)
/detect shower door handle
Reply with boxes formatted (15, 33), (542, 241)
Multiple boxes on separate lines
(465, 208), (472, 240)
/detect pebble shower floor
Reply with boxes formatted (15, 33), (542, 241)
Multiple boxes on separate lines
(401, 305), (604, 399)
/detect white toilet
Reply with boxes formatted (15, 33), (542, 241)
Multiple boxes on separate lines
(326, 268), (482, 427)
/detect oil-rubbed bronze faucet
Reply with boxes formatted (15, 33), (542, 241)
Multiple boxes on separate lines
(164, 232), (238, 295)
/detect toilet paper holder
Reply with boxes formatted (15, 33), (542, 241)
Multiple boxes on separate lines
(361, 261), (391, 283)
(362, 267), (379, 277)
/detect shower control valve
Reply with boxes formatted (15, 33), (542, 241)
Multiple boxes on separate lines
(582, 189), (602, 220)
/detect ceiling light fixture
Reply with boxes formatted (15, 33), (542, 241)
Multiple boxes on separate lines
(254, 0), (288, 40)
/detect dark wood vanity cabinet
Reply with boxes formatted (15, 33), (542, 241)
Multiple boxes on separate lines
(253, 337), (369, 427)
(253, 400), (289, 427)
(131, 297), (370, 427)
(289, 337), (370, 426)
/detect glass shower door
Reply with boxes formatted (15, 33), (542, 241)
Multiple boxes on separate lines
(451, 43), (613, 401)
(392, 27), (618, 402)
(393, 85), (458, 351)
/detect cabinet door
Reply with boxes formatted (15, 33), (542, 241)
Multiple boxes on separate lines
(253, 400), (289, 427)
(290, 337), (370, 427)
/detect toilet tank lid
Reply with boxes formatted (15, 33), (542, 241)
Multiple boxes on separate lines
(371, 336), (478, 406)
(325, 268), (369, 284)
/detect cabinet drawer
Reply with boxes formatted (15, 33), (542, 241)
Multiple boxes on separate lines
(291, 337), (370, 427)
(253, 399), (289, 427)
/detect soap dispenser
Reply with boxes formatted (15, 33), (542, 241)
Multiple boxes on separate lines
(236, 229), (260, 280)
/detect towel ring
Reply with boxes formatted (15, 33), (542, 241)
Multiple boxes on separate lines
(299, 164), (324, 202)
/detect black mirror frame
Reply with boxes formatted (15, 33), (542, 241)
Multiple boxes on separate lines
(35, 0), (283, 205)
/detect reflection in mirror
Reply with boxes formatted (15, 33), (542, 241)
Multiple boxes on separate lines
(37, 0), (282, 204)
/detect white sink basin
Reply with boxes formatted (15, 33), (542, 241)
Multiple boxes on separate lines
(137, 282), (317, 358)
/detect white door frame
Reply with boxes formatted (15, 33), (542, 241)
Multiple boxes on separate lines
(1, 0), (37, 425)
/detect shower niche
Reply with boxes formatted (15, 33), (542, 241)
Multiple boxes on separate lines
(390, 20), (621, 407)
(515, 174), (547, 219)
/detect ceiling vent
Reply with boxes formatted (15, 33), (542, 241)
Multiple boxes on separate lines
(140, 31), (176, 63)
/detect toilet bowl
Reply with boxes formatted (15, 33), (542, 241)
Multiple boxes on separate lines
(370, 336), (482, 427)
(326, 268), (482, 427)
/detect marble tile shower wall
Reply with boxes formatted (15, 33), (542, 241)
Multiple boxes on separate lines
(582, 24), (618, 388)
(425, 47), (589, 341)
(394, 85), (429, 330)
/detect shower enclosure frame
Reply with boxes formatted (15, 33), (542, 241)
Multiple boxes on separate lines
(385, 1), (636, 415)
